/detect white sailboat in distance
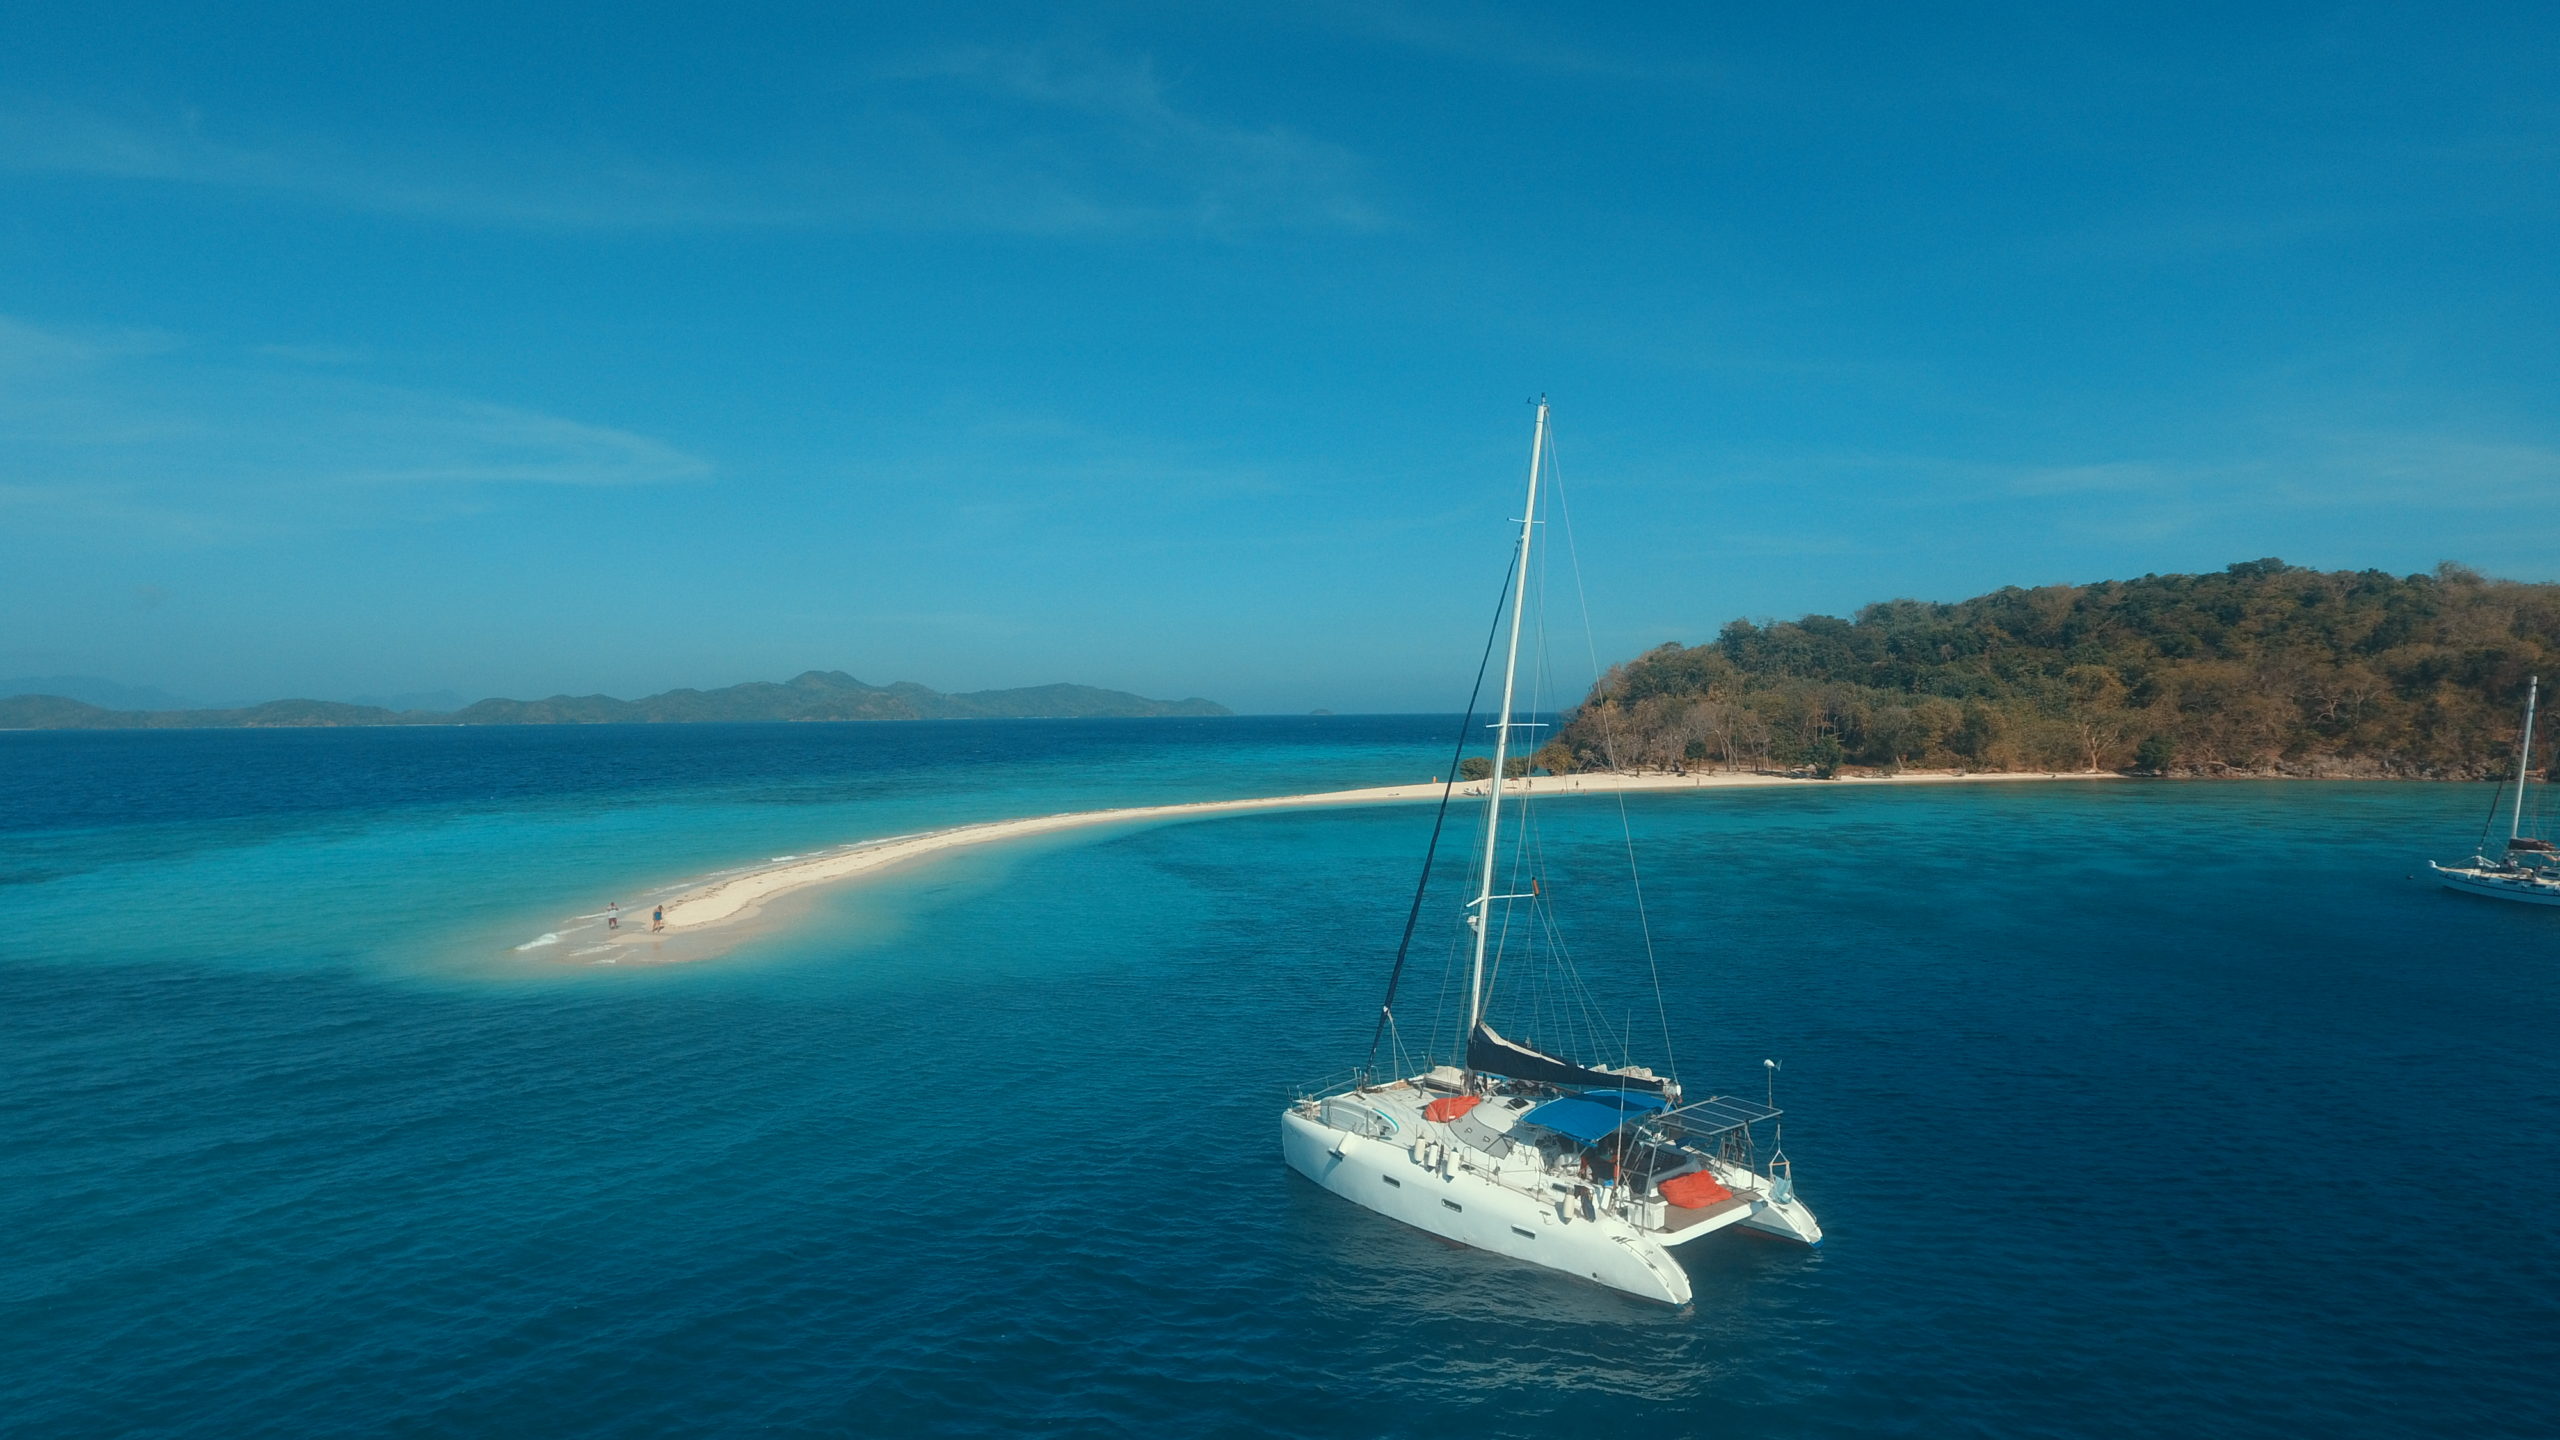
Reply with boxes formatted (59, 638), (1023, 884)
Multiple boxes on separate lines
(2429, 675), (2560, 905)
(1281, 400), (1822, 1306)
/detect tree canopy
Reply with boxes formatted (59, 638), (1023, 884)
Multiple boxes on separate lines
(1556, 560), (2559, 777)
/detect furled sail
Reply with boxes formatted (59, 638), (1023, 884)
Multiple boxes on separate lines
(1467, 1021), (1674, 1097)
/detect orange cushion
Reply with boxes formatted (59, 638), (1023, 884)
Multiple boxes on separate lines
(1423, 1094), (1483, 1123)
(1659, 1172), (1734, 1209)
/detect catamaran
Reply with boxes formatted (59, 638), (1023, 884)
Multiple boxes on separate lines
(1280, 401), (1821, 1306)
(2429, 675), (2560, 905)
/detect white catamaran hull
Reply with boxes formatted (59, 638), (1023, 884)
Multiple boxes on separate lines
(1281, 1109), (1700, 1305)
(2430, 861), (2560, 906)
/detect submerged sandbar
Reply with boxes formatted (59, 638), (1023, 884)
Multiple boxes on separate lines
(538, 768), (2117, 963)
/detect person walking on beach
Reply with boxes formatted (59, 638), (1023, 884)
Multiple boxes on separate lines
(607, 902), (619, 932)
(651, 905), (664, 933)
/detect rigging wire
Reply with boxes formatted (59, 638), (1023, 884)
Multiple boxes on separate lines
(1361, 537), (1522, 1083)
(1483, 792), (1534, 1016)
(1484, 554), (1545, 1025)
(1521, 484), (1623, 1070)
(2475, 767), (2508, 855)
(1505, 590), (1624, 1073)
(1473, 414), (1664, 1084)
(2480, 701), (2530, 854)
(1546, 424), (1683, 1086)
(1522, 867), (1621, 1066)
(1481, 488), (1554, 1046)
(1427, 920), (1465, 1064)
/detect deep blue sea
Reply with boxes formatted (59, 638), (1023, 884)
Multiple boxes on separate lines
(3, 717), (2555, 1437)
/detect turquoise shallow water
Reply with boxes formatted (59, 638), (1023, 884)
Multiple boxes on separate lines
(3, 719), (2556, 1437)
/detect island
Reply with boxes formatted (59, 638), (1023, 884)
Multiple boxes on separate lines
(1553, 559), (2556, 779)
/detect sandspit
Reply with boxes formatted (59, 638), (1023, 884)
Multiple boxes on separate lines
(534, 768), (2119, 963)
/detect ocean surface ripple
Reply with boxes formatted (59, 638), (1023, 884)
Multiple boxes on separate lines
(2, 719), (2554, 1437)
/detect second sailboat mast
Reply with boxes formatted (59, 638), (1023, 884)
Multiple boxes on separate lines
(1466, 399), (1549, 1039)
(2513, 675), (2540, 845)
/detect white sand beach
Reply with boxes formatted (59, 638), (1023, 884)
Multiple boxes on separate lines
(541, 768), (2118, 963)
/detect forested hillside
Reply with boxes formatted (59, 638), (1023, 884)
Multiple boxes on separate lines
(1553, 560), (2560, 778)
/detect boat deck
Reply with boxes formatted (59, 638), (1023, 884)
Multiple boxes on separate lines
(2433, 861), (2560, 905)
(1318, 1074), (1772, 1239)
(1660, 1193), (1755, 1235)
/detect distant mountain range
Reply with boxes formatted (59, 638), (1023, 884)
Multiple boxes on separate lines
(0, 675), (207, 711)
(0, 670), (1231, 730)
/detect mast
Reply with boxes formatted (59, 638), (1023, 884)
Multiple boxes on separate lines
(2513, 675), (2540, 845)
(1466, 398), (1548, 1050)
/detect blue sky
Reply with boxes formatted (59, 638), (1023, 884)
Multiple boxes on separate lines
(4, 3), (2557, 712)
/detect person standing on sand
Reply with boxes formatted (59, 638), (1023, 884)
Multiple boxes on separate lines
(607, 902), (619, 932)
(651, 905), (664, 933)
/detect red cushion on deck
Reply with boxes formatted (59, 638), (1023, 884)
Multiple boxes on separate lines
(1659, 1172), (1734, 1209)
(1423, 1094), (1483, 1123)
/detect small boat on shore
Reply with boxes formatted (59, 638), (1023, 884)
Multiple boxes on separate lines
(1281, 401), (1820, 1306)
(2429, 676), (2560, 905)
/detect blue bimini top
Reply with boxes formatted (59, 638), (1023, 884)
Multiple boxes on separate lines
(1519, 1088), (1672, 1144)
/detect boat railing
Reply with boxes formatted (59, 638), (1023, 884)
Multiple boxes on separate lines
(1287, 1068), (1372, 1104)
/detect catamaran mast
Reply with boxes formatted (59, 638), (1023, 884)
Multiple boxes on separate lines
(1466, 398), (1548, 1049)
(2512, 675), (2540, 845)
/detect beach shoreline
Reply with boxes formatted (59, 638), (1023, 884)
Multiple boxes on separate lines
(536, 767), (2123, 964)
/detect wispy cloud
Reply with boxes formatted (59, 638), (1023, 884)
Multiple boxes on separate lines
(872, 46), (1385, 235)
(0, 97), (733, 228)
(0, 312), (180, 373)
(826, 401), (1300, 558)
(0, 47), (1384, 236)
(1288, 0), (1714, 83)
(0, 313), (709, 542)
(1984, 433), (2560, 524)
(309, 395), (711, 489)
(0, 479), (267, 544)
(1598, 422), (2560, 581)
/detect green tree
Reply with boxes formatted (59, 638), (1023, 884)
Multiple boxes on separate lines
(1950, 701), (2010, 767)
(1804, 734), (1845, 778)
